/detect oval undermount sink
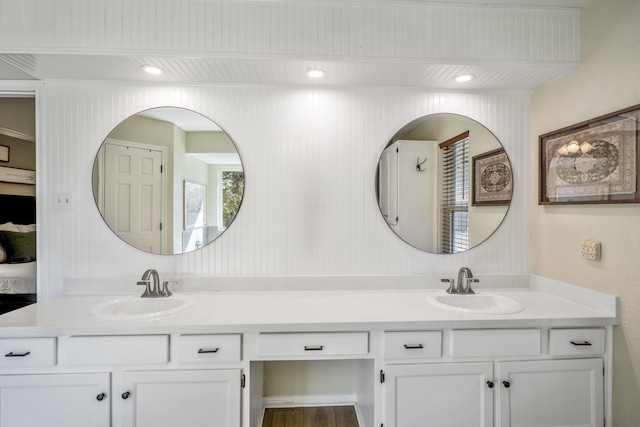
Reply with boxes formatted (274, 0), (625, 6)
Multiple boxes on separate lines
(427, 292), (525, 315)
(89, 294), (194, 320)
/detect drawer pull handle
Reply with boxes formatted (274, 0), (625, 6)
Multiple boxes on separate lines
(122, 391), (130, 399)
(5, 351), (30, 357)
(304, 345), (324, 351)
(198, 348), (220, 354)
(403, 344), (424, 350)
(570, 340), (592, 346)
(96, 393), (106, 401)
(487, 381), (495, 389)
(503, 381), (511, 388)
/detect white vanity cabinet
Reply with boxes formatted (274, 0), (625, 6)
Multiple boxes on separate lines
(0, 288), (617, 427)
(0, 372), (111, 427)
(0, 334), (244, 427)
(121, 369), (241, 427)
(384, 362), (494, 427)
(381, 328), (608, 427)
(497, 358), (603, 427)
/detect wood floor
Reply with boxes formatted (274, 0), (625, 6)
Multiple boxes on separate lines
(262, 406), (359, 427)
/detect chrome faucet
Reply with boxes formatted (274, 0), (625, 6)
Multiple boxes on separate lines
(137, 269), (173, 298)
(442, 267), (479, 294)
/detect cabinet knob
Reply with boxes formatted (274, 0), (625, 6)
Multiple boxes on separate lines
(503, 381), (511, 388)
(96, 393), (106, 401)
(122, 391), (130, 400)
(486, 381), (494, 389)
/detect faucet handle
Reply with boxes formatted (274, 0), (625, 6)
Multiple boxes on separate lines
(160, 281), (175, 297)
(441, 278), (456, 294)
(463, 278), (479, 294)
(137, 280), (153, 298)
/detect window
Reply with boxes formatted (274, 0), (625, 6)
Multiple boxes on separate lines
(217, 167), (244, 230)
(440, 133), (469, 254)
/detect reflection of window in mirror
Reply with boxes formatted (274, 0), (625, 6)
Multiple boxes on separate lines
(440, 132), (470, 254)
(217, 166), (244, 230)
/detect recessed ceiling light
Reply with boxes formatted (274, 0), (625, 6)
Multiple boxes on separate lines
(142, 65), (163, 75)
(307, 69), (326, 78)
(454, 73), (475, 83)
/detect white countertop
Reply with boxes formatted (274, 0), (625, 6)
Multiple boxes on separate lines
(0, 276), (618, 337)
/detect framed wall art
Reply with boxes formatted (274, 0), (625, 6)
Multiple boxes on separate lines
(472, 148), (513, 206)
(0, 166), (35, 184)
(539, 104), (640, 205)
(0, 145), (8, 162)
(183, 180), (206, 230)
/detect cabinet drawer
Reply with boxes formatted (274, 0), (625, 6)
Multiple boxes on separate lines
(178, 334), (241, 363)
(257, 332), (368, 357)
(67, 335), (169, 365)
(450, 329), (541, 357)
(549, 328), (605, 356)
(383, 331), (442, 359)
(0, 338), (56, 367)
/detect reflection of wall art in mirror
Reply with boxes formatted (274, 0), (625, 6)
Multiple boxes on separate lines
(472, 149), (512, 206)
(92, 107), (245, 255)
(539, 104), (640, 205)
(0, 166), (35, 184)
(376, 113), (512, 254)
(183, 181), (206, 230)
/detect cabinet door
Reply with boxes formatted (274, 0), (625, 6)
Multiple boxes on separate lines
(121, 369), (241, 427)
(497, 358), (603, 427)
(384, 362), (494, 427)
(0, 373), (110, 427)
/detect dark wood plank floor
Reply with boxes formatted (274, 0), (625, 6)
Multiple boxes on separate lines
(262, 406), (359, 427)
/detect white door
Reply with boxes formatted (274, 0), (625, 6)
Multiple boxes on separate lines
(104, 142), (163, 253)
(0, 373), (110, 427)
(379, 143), (398, 227)
(121, 369), (241, 427)
(497, 358), (604, 427)
(384, 362), (494, 427)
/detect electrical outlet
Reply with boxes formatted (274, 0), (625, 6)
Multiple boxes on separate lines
(581, 239), (601, 261)
(54, 193), (73, 210)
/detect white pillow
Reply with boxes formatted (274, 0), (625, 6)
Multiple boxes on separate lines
(15, 224), (36, 232)
(0, 222), (19, 232)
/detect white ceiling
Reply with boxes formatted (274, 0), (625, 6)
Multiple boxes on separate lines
(0, 0), (589, 90)
(0, 53), (578, 91)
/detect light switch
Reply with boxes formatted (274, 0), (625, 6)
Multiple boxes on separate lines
(581, 240), (601, 261)
(54, 193), (73, 210)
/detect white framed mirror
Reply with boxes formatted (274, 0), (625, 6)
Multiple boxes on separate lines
(92, 107), (244, 255)
(376, 113), (512, 254)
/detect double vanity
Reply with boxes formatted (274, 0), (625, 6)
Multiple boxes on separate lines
(0, 274), (618, 427)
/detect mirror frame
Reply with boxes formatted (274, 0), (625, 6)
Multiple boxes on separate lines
(376, 113), (512, 254)
(92, 107), (245, 255)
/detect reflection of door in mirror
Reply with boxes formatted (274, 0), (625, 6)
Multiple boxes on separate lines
(378, 140), (439, 252)
(99, 141), (164, 253)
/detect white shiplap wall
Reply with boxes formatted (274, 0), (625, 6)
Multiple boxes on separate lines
(0, 0), (579, 63)
(2, 0), (577, 298)
(37, 83), (531, 298)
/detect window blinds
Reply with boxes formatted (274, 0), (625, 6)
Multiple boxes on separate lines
(440, 136), (469, 254)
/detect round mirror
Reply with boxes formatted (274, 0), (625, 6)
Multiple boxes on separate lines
(92, 107), (244, 255)
(376, 113), (512, 254)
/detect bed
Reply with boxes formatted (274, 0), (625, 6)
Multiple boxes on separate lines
(0, 194), (36, 315)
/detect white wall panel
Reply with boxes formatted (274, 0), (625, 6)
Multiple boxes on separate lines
(0, 0), (579, 62)
(37, 82), (530, 297)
